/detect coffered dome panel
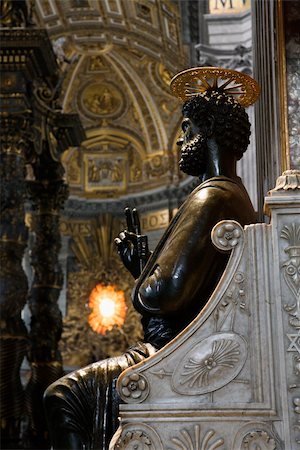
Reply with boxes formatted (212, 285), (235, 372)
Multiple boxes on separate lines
(34, 0), (188, 198)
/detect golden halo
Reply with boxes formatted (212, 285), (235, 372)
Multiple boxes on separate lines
(170, 67), (260, 107)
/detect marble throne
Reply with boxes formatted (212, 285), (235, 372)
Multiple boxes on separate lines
(109, 171), (300, 450)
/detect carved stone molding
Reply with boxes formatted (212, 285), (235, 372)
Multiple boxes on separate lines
(233, 422), (282, 450)
(172, 333), (247, 395)
(214, 271), (250, 333)
(271, 170), (300, 193)
(169, 424), (225, 450)
(241, 431), (276, 450)
(112, 424), (163, 450)
(196, 43), (252, 75)
(212, 220), (244, 252)
(120, 373), (149, 403)
(109, 172), (300, 448)
(280, 223), (300, 329)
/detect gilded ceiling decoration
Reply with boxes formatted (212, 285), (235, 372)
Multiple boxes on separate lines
(34, 0), (188, 199)
(60, 213), (144, 366)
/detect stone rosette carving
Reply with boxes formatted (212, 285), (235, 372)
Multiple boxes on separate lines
(172, 332), (247, 395)
(114, 430), (152, 449)
(112, 424), (163, 450)
(212, 220), (244, 252)
(168, 424), (224, 450)
(233, 422), (282, 449)
(119, 372), (149, 403)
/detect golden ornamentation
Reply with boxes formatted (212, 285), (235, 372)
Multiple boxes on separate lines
(60, 257), (143, 367)
(128, 147), (143, 183)
(81, 82), (123, 118)
(59, 219), (91, 236)
(89, 55), (107, 71)
(135, 3), (152, 23)
(276, 0), (290, 171)
(170, 67), (260, 107)
(159, 63), (173, 86)
(88, 283), (127, 335)
(63, 148), (82, 185)
(209, 0), (251, 14)
(37, 1), (187, 199)
(60, 214), (143, 366)
(145, 154), (169, 180)
(140, 209), (172, 232)
(85, 154), (126, 193)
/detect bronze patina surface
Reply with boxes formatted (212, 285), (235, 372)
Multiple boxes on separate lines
(44, 70), (259, 450)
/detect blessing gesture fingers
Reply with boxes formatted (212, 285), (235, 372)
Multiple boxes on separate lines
(115, 207), (150, 279)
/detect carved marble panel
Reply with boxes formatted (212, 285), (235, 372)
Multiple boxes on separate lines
(172, 332), (247, 395)
(168, 424), (225, 450)
(110, 171), (300, 449)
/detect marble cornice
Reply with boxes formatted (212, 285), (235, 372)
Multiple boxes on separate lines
(62, 177), (199, 219)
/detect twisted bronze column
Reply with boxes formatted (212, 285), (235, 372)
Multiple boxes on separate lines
(26, 153), (69, 448)
(0, 18), (85, 447)
(0, 116), (30, 448)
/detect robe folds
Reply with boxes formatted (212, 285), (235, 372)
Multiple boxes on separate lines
(44, 176), (256, 449)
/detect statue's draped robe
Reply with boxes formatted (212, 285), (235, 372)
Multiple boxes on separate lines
(44, 176), (256, 450)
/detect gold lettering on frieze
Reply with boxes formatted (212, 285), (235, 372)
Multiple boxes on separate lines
(59, 220), (92, 236)
(141, 209), (177, 232)
(209, 0), (250, 13)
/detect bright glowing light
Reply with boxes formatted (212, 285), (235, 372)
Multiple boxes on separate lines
(98, 297), (116, 318)
(88, 284), (127, 335)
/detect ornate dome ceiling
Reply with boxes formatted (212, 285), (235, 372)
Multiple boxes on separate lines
(34, 0), (188, 199)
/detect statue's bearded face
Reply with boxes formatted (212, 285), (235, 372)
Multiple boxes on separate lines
(177, 117), (208, 177)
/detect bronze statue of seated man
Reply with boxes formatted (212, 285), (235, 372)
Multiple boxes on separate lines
(44, 68), (259, 450)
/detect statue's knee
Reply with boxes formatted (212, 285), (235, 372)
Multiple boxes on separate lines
(43, 378), (69, 414)
(44, 379), (59, 403)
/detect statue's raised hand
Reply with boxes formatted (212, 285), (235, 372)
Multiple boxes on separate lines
(115, 207), (150, 279)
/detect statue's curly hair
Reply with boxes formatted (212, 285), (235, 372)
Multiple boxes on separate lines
(182, 91), (251, 160)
